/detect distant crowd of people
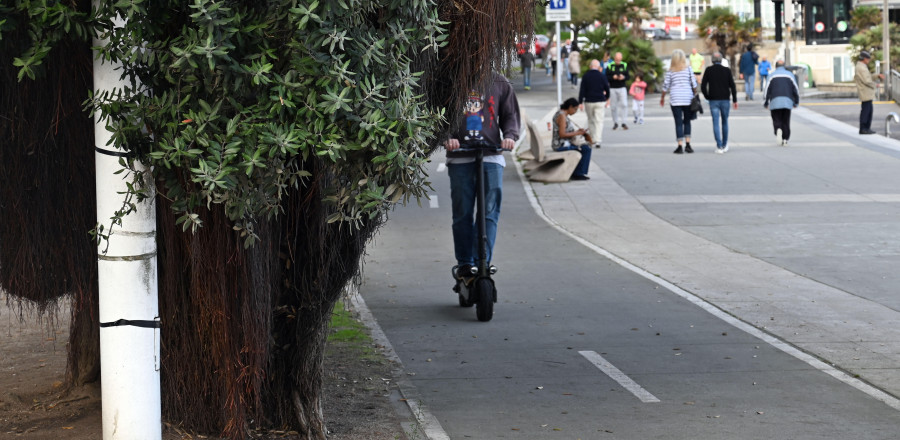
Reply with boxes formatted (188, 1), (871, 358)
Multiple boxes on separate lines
(442, 41), (885, 289)
(517, 39), (885, 165)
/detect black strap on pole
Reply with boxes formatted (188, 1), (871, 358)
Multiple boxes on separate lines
(100, 319), (160, 328)
(95, 146), (134, 158)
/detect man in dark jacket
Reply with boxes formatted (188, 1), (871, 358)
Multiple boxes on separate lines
(739, 44), (759, 100)
(764, 60), (800, 146)
(606, 52), (629, 130)
(701, 52), (738, 153)
(443, 73), (519, 278)
(578, 59), (611, 148)
(520, 49), (535, 90)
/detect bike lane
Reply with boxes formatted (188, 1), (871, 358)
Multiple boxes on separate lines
(360, 143), (900, 439)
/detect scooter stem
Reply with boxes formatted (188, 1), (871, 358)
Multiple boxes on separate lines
(475, 148), (488, 276)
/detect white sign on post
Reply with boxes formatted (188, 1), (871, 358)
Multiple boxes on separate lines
(546, 0), (571, 22)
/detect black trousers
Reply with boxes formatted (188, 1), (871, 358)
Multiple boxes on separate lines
(770, 109), (792, 140)
(860, 100), (874, 131)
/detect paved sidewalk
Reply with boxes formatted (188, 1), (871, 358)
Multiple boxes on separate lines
(512, 71), (900, 400)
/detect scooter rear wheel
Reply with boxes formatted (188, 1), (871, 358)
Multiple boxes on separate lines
(475, 278), (494, 322)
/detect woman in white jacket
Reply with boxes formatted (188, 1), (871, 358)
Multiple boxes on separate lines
(568, 45), (581, 88)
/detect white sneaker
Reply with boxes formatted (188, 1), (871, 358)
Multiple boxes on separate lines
(715, 148), (724, 154)
(775, 129), (782, 146)
(782, 139), (789, 146)
(722, 145), (730, 153)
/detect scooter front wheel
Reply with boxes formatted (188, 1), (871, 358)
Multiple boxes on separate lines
(475, 278), (494, 322)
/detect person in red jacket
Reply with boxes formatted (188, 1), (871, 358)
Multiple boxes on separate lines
(629, 74), (647, 125)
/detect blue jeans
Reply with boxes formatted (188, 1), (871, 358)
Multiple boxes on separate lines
(555, 143), (592, 177)
(670, 105), (692, 142)
(708, 100), (730, 148)
(523, 67), (531, 87)
(448, 162), (503, 266)
(744, 73), (756, 99)
(760, 74), (768, 92)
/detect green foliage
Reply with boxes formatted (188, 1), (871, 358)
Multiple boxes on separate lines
(850, 23), (900, 70)
(851, 6), (882, 32)
(597, 0), (655, 37)
(534, 2), (552, 36)
(3, 0), (445, 248)
(329, 301), (369, 344)
(570, 0), (600, 37)
(697, 6), (760, 67)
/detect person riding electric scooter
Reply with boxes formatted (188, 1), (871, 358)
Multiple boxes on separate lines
(444, 73), (520, 321)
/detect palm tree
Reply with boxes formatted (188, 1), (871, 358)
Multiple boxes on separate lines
(597, 0), (657, 38)
(697, 7), (760, 71)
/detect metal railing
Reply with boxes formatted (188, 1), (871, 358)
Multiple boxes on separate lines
(890, 69), (900, 102)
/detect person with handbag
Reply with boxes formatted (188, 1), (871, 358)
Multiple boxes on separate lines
(551, 98), (593, 180)
(701, 51), (738, 153)
(660, 49), (698, 154)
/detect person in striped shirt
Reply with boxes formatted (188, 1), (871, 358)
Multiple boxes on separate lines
(660, 49), (698, 154)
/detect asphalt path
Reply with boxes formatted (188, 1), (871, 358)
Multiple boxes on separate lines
(359, 72), (900, 439)
(361, 132), (900, 439)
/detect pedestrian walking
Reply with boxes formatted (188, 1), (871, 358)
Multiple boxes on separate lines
(552, 98), (593, 181)
(607, 52), (629, 130)
(758, 56), (772, 93)
(700, 51), (738, 153)
(520, 48), (534, 90)
(544, 42), (552, 76)
(568, 45), (581, 88)
(629, 74), (647, 125)
(578, 59), (610, 149)
(601, 52), (612, 72)
(854, 50), (883, 135)
(562, 39), (572, 81)
(549, 42), (559, 78)
(764, 60), (800, 146)
(660, 49), (698, 154)
(689, 48), (704, 82)
(739, 44), (759, 100)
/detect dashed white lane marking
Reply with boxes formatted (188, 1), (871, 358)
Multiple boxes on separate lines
(436, 162), (447, 173)
(428, 195), (439, 209)
(579, 350), (661, 403)
(513, 121), (900, 412)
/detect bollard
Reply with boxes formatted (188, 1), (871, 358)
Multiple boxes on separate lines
(886, 112), (900, 136)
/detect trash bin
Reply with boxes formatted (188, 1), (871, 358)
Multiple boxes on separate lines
(796, 62), (814, 87)
(785, 65), (808, 96)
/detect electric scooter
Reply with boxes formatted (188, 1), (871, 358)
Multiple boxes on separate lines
(451, 139), (501, 322)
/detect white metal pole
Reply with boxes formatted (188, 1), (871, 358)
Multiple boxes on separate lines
(681, 3), (686, 40)
(92, 3), (162, 439)
(556, 20), (563, 107)
(884, 0), (891, 100)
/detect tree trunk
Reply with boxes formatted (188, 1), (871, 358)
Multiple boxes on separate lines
(262, 165), (380, 438)
(66, 291), (100, 385)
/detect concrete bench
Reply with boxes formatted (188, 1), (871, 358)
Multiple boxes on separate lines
(518, 115), (581, 183)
